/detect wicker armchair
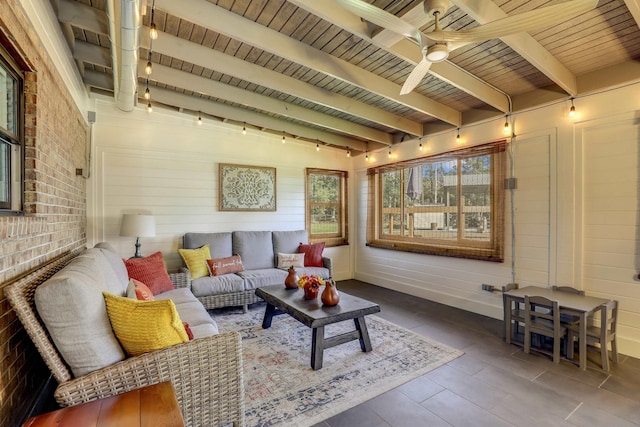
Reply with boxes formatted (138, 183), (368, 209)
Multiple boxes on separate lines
(6, 251), (245, 427)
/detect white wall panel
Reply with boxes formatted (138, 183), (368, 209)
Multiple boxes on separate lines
(88, 100), (353, 279)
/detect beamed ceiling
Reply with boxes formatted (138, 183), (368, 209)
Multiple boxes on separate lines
(51, 0), (640, 154)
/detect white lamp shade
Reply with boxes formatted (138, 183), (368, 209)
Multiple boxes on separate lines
(120, 214), (156, 237)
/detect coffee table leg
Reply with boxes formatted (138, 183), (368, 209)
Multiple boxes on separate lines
(354, 317), (373, 352)
(262, 303), (277, 329)
(311, 326), (325, 370)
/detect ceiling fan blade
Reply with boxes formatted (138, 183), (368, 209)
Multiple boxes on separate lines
(400, 57), (433, 95)
(334, 0), (418, 38)
(425, 0), (598, 44)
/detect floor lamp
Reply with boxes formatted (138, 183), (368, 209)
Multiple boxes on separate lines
(120, 214), (156, 258)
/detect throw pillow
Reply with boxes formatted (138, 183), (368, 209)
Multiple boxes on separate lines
(183, 322), (194, 340)
(178, 244), (211, 280)
(298, 242), (325, 267)
(103, 292), (188, 357)
(131, 279), (156, 301)
(277, 252), (305, 269)
(206, 255), (244, 276)
(124, 252), (175, 295)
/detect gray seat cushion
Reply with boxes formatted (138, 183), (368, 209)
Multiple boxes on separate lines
(237, 268), (288, 290)
(233, 231), (274, 270)
(190, 274), (245, 297)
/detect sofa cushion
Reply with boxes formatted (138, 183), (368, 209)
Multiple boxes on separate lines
(184, 232), (233, 258)
(103, 292), (188, 357)
(154, 288), (219, 338)
(124, 252), (176, 295)
(236, 268), (288, 290)
(295, 266), (331, 280)
(273, 230), (309, 254)
(190, 274), (245, 297)
(277, 253), (305, 269)
(298, 242), (326, 267)
(233, 231), (274, 270)
(178, 244), (211, 280)
(94, 242), (130, 292)
(35, 249), (126, 377)
(207, 255), (244, 276)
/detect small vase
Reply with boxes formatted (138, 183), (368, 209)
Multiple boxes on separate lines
(303, 286), (319, 300)
(285, 266), (299, 289)
(321, 278), (340, 306)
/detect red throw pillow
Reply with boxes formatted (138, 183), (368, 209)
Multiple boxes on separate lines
(298, 242), (325, 267)
(132, 278), (155, 301)
(124, 252), (176, 295)
(206, 255), (244, 276)
(183, 322), (194, 340)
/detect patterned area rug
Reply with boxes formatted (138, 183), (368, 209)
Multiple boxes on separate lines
(214, 306), (464, 427)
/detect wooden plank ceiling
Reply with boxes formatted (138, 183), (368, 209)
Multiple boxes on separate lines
(53, 0), (640, 154)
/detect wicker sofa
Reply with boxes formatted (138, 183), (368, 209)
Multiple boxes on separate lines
(6, 246), (244, 427)
(179, 230), (333, 311)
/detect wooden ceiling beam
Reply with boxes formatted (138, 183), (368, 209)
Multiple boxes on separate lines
(141, 31), (421, 136)
(291, 0), (509, 113)
(154, 0), (461, 128)
(148, 87), (373, 152)
(142, 63), (393, 145)
(624, 0), (640, 29)
(452, 0), (577, 96)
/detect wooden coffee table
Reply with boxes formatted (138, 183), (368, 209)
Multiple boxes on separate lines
(255, 284), (381, 370)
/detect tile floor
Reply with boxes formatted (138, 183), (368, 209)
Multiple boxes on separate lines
(312, 280), (640, 427)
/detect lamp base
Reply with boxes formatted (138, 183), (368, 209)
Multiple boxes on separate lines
(131, 237), (143, 259)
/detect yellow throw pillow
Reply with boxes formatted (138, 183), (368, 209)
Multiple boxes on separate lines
(103, 292), (188, 357)
(178, 244), (211, 280)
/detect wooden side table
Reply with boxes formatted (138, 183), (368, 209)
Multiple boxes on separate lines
(23, 381), (185, 427)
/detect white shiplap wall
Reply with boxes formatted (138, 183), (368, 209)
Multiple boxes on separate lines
(88, 84), (640, 358)
(353, 85), (640, 357)
(87, 98), (353, 279)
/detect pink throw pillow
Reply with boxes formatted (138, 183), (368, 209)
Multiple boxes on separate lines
(206, 255), (244, 276)
(298, 242), (325, 267)
(124, 252), (176, 295)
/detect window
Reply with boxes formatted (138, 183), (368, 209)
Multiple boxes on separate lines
(306, 168), (348, 246)
(366, 141), (506, 262)
(0, 44), (23, 213)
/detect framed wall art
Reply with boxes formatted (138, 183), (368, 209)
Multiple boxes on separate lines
(219, 163), (276, 211)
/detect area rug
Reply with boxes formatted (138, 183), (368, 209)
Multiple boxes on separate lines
(214, 307), (464, 427)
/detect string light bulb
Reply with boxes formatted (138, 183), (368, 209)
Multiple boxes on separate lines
(282, 131), (286, 144)
(146, 101), (152, 112)
(346, 147), (350, 157)
(197, 112), (202, 125)
(144, 86), (150, 100)
(365, 151), (369, 161)
(144, 60), (153, 75)
(242, 122), (246, 135)
(149, 1), (158, 40)
(316, 143), (320, 151)
(569, 98), (576, 117)
(503, 115), (510, 135)
(388, 149), (392, 158)
(456, 128), (461, 143)
(419, 138), (423, 151)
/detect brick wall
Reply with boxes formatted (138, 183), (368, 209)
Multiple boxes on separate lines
(0, 2), (87, 426)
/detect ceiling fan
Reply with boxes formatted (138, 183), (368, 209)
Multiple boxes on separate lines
(335, 0), (598, 95)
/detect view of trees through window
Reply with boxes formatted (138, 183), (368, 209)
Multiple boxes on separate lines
(306, 168), (348, 246)
(381, 155), (491, 241)
(368, 142), (505, 261)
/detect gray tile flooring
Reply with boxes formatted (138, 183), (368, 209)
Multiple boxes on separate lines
(312, 280), (640, 427)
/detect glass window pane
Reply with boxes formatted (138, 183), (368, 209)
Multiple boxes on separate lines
(0, 140), (9, 204)
(0, 64), (17, 135)
(461, 155), (491, 241)
(310, 206), (338, 233)
(309, 174), (338, 203)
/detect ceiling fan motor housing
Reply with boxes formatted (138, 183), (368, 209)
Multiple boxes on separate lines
(424, 0), (449, 17)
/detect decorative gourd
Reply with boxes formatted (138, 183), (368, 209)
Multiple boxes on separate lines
(285, 266), (299, 289)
